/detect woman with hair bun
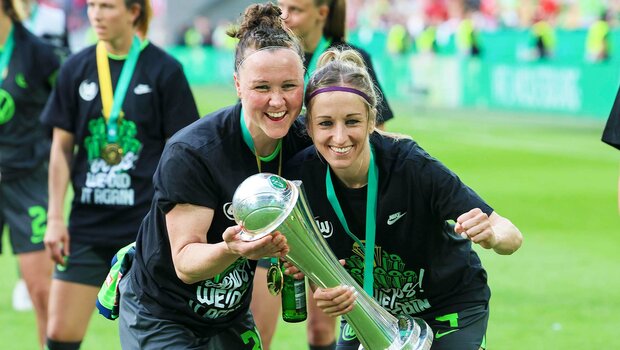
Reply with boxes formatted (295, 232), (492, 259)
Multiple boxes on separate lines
(40, 0), (199, 348)
(115, 3), (310, 349)
(285, 48), (523, 350)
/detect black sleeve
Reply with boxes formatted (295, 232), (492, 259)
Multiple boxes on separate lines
(418, 155), (493, 221)
(159, 63), (200, 138)
(39, 61), (76, 132)
(602, 85), (620, 150)
(155, 142), (219, 213)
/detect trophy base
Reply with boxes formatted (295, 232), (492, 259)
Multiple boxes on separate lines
(395, 316), (434, 350)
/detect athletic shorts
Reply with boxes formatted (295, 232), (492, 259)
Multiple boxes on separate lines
(337, 304), (489, 350)
(0, 163), (48, 255)
(53, 240), (124, 287)
(119, 269), (263, 350)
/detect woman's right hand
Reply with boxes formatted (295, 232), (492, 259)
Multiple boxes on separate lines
(313, 285), (357, 317)
(223, 226), (289, 261)
(44, 217), (70, 265)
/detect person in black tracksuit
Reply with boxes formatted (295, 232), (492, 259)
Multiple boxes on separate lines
(0, 1), (60, 346)
(39, 0), (198, 348)
(117, 4), (312, 349)
(285, 48), (523, 350)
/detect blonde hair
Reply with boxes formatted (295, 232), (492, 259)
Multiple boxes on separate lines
(126, 0), (152, 35)
(315, 0), (346, 42)
(4, 0), (25, 22)
(305, 48), (378, 122)
(306, 48), (410, 140)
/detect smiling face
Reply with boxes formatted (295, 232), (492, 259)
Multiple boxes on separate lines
(307, 90), (375, 185)
(234, 48), (304, 154)
(87, 0), (139, 42)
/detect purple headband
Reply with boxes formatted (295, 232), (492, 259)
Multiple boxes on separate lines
(307, 86), (371, 104)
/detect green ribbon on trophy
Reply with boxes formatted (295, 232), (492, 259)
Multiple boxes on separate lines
(96, 36), (141, 165)
(0, 24), (15, 125)
(325, 146), (378, 296)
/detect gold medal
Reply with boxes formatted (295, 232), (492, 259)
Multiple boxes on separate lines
(267, 261), (283, 296)
(102, 143), (124, 165)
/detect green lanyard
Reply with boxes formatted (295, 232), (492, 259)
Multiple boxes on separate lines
(325, 146), (378, 296)
(239, 107), (282, 169)
(305, 36), (331, 87)
(96, 36), (141, 142)
(0, 25), (15, 87)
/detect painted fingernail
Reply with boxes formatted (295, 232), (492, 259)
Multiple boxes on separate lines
(461, 232), (469, 239)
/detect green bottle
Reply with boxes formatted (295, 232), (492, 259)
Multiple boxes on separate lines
(281, 266), (307, 323)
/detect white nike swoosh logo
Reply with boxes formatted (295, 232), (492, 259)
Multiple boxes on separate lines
(387, 212), (406, 225)
(133, 84), (152, 95)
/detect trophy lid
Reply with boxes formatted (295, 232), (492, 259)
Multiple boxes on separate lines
(231, 173), (299, 241)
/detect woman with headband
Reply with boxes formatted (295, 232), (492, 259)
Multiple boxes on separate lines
(285, 48), (523, 350)
(115, 3), (311, 349)
(40, 0), (198, 348)
(252, 2), (395, 349)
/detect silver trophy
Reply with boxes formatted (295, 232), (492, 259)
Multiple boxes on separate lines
(232, 173), (433, 350)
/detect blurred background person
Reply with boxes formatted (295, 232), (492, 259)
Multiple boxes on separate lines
(11, 0), (69, 316)
(0, 0), (61, 346)
(39, 0), (198, 349)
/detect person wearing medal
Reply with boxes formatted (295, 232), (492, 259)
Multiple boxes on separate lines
(114, 3), (310, 349)
(251, 2), (395, 349)
(285, 48), (524, 350)
(0, 0), (60, 346)
(39, 0), (199, 349)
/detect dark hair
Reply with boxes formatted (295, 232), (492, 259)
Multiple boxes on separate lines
(228, 3), (304, 72)
(125, 0), (152, 35)
(3, 0), (24, 22)
(317, 0), (346, 42)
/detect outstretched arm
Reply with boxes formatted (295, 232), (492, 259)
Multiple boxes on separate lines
(167, 203), (289, 284)
(455, 208), (523, 255)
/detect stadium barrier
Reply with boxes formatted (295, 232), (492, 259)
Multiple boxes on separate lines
(168, 28), (620, 119)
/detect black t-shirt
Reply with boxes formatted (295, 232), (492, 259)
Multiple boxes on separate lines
(0, 22), (59, 180)
(304, 40), (394, 124)
(285, 132), (493, 318)
(40, 42), (199, 246)
(131, 104), (311, 335)
(602, 86), (620, 150)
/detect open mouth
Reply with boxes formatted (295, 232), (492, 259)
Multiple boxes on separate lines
(266, 111), (286, 121)
(330, 146), (353, 155)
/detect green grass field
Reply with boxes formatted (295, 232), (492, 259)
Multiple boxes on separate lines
(1, 85), (618, 349)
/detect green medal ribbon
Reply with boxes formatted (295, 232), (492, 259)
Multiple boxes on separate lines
(240, 107), (283, 267)
(325, 146), (378, 296)
(239, 107), (282, 166)
(304, 36), (331, 87)
(96, 35), (141, 142)
(0, 25), (15, 86)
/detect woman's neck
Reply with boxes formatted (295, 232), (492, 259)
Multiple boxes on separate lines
(104, 32), (135, 56)
(0, 15), (12, 46)
(244, 115), (279, 157)
(303, 28), (324, 53)
(332, 144), (371, 189)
